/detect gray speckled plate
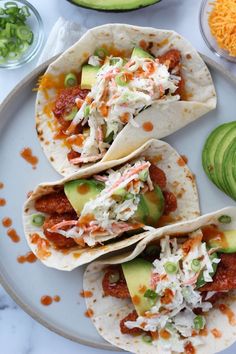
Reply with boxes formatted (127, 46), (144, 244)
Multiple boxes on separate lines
(0, 55), (235, 351)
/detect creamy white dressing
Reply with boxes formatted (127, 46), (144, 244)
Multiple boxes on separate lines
(125, 234), (220, 352)
(68, 56), (181, 162)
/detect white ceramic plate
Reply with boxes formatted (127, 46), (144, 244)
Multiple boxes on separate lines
(0, 55), (235, 351)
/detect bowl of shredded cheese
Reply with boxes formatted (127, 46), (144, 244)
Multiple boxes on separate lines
(199, 0), (236, 63)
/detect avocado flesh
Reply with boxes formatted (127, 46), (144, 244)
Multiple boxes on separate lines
(64, 179), (105, 215)
(81, 64), (100, 90)
(122, 259), (154, 315)
(207, 229), (236, 253)
(133, 185), (164, 227)
(202, 121), (236, 195)
(131, 47), (154, 59)
(68, 0), (160, 11)
(214, 126), (236, 196)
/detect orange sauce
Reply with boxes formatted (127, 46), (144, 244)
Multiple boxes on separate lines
(2, 217), (12, 228)
(0, 198), (6, 206)
(132, 295), (141, 305)
(73, 252), (81, 259)
(199, 328), (208, 336)
(17, 251), (37, 264)
(184, 342), (196, 354)
(80, 290), (93, 298)
(159, 329), (171, 340)
(77, 183), (90, 195)
(177, 155), (188, 166)
(85, 308), (94, 318)
(43, 101), (54, 118)
(161, 288), (174, 305)
(79, 213), (94, 224)
(120, 112), (130, 124)
(53, 130), (68, 140)
(182, 234), (202, 256)
(219, 304), (236, 325)
(202, 225), (227, 249)
(0, 182), (4, 189)
(156, 214), (178, 227)
(150, 331), (159, 340)
(148, 154), (163, 164)
(7, 228), (20, 243)
(157, 38), (169, 48)
(138, 285), (147, 294)
(41, 295), (53, 306)
(53, 295), (61, 302)
(67, 135), (84, 147)
(142, 121), (154, 132)
(139, 40), (148, 50)
(211, 328), (222, 338)
(20, 148), (38, 168)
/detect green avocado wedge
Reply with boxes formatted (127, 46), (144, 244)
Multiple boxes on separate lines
(67, 0), (160, 12)
(122, 259), (154, 316)
(202, 121), (236, 200)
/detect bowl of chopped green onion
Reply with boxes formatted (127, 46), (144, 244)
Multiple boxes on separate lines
(0, 0), (44, 68)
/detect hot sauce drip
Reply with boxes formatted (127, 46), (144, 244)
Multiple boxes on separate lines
(17, 251), (37, 264)
(7, 228), (20, 243)
(142, 121), (154, 132)
(0, 198), (6, 206)
(85, 308), (94, 318)
(218, 304), (236, 325)
(177, 155), (188, 166)
(2, 217), (12, 228)
(0, 182), (4, 189)
(80, 290), (93, 298)
(184, 342), (196, 354)
(40, 295), (61, 306)
(20, 148), (39, 168)
(211, 328), (222, 338)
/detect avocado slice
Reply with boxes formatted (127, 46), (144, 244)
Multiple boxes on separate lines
(133, 186), (164, 227)
(202, 121), (236, 194)
(206, 229), (236, 253)
(131, 47), (154, 59)
(214, 126), (236, 196)
(222, 140), (236, 200)
(122, 258), (154, 315)
(64, 179), (105, 215)
(80, 64), (100, 90)
(67, 0), (160, 12)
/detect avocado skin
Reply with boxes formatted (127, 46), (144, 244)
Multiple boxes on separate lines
(67, 0), (161, 12)
(122, 258), (154, 315)
(202, 121), (236, 200)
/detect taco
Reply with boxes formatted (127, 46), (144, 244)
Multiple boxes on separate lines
(36, 24), (216, 176)
(84, 207), (236, 354)
(23, 139), (199, 270)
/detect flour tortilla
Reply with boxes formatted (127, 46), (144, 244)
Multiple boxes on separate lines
(36, 24), (216, 176)
(84, 206), (236, 354)
(23, 139), (199, 271)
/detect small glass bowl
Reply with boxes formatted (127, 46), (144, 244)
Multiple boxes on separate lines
(199, 0), (236, 63)
(0, 0), (44, 69)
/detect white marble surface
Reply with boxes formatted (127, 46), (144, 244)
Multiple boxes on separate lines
(0, 1), (235, 354)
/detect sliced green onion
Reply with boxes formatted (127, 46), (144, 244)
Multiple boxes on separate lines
(142, 334), (152, 344)
(64, 107), (78, 121)
(18, 41), (29, 53)
(164, 261), (178, 274)
(84, 105), (90, 117)
(16, 25), (32, 41)
(144, 289), (158, 300)
(20, 5), (30, 17)
(31, 214), (45, 227)
(124, 192), (134, 200)
(64, 73), (78, 87)
(108, 271), (120, 284)
(139, 169), (148, 182)
(115, 73), (129, 86)
(218, 215), (232, 224)
(4, 2), (19, 8)
(110, 57), (123, 67)
(193, 315), (206, 331)
(191, 259), (201, 272)
(112, 188), (126, 197)
(94, 47), (109, 59)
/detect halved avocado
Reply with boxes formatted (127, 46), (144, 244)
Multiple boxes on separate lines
(222, 140), (236, 200)
(122, 258), (154, 315)
(206, 229), (236, 253)
(64, 179), (105, 215)
(67, 0), (160, 12)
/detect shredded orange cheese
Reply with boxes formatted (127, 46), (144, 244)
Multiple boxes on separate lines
(208, 0), (236, 57)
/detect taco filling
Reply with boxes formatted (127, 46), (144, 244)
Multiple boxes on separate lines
(51, 47), (185, 165)
(101, 222), (236, 352)
(32, 158), (177, 251)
